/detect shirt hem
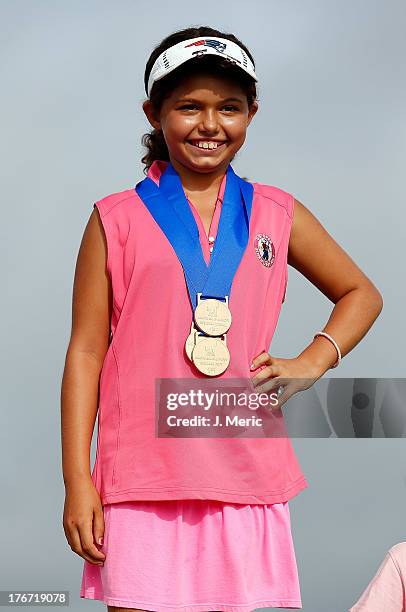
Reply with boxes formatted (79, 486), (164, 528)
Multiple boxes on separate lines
(80, 589), (302, 610)
(99, 476), (309, 506)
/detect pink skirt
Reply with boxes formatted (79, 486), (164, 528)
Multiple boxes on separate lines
(80, 499), (302, 611)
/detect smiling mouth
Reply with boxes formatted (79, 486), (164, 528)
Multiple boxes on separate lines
(187, 141), (227, 151)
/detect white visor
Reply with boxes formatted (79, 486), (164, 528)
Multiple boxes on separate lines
(146, 36), (258, 97)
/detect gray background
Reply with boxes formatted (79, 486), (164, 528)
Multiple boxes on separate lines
(1, 0), (405, 610)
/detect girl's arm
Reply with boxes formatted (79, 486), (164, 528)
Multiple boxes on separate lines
(61, 208), (111, 566)
(289, 197), (383, 376)
(251, 196), (383, 402)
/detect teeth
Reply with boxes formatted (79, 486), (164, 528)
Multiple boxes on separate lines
(191, 141), (222, 149)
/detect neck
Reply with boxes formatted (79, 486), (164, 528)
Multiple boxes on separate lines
(168, 155), (229, 195)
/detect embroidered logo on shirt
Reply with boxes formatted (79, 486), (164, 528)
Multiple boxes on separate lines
(254, 233), (275, 267)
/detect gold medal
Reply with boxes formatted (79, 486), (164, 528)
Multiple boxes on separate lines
(194, 293), (232, 336)
(185, 322), (208, 362)
(191, 335), (230, 376)
(185, 322), (199, 361)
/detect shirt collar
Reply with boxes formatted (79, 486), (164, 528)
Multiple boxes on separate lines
(147, 159), (226, 203)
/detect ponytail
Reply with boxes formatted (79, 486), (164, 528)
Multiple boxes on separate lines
(141, 128), (169, 174)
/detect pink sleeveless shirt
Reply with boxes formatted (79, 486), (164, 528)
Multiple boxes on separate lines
(90, 160), (308, 506)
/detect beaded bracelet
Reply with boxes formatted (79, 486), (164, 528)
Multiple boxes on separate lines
(313, 331), (342, 369)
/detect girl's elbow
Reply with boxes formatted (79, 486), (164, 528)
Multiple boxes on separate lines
(353, 281), (383, 315)
(365, 284), (384, 314)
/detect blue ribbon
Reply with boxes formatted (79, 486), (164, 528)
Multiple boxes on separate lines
(135, 161), (253, 310)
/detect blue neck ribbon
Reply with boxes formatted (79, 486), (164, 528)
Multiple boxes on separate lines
(135, 161), (253, 310)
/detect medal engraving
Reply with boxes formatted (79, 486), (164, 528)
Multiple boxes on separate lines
(192, 336), (230, 376)
(194, 297), (232, 336)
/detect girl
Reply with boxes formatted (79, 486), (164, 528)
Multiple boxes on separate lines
(349, 542), (406, 611)
(349, 542), (406, 612)
(61, 25), (383, 612)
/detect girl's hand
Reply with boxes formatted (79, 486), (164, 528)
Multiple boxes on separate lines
(250, 352), (323, 410)
(62, 475), (106, 566)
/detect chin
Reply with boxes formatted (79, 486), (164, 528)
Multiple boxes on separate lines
(191, 160), (229, 173)
(185, 150), (236, 169)
(173, 155), (220, 173)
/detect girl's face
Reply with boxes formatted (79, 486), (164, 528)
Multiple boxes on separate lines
(143, 72), (258, 174)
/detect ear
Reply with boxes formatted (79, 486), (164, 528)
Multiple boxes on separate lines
(247, 100), (259, 127)
(142, 100), (161, 131)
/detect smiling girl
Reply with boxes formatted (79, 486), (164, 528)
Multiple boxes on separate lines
(61, 25), (383, 612)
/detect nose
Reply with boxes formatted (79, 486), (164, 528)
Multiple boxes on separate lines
(199, 108), (219, 134)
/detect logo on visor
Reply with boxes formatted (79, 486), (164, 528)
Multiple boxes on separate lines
(254, 233), (275, 268)
(184, 39), (227, 53)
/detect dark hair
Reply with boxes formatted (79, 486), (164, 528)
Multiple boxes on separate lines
(141, 26), (258, 174)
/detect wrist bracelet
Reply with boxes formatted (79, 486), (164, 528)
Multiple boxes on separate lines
(313, 331), (342, 368)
